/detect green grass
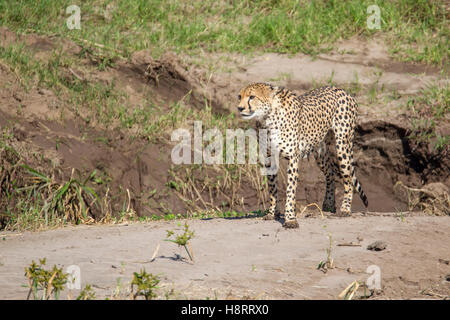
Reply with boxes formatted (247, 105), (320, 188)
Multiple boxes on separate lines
(0, 0), (447, 65)
(406, 82), (449, 151)
(2, 163), (102, 231)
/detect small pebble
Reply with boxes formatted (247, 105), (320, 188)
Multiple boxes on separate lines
(367, 240), (387, 251)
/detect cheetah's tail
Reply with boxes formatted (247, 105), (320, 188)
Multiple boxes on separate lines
(353, 177), (368, 207)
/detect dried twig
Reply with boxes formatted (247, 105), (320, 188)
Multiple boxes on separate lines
(68, 68), (84, 81)
(150, 243), (160, 262)
(337, 242), (361, 247)
(338, 280), (360, 300)
(298, 202), (325, 219)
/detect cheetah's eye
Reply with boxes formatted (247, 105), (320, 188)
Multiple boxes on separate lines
(249, 95), (255, 100)
(238, 95), (241, 100)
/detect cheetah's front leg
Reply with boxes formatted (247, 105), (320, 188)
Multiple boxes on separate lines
(262, 140), (280, 221)
(263, 172), (280, 221)
(283, 156), (299, 228)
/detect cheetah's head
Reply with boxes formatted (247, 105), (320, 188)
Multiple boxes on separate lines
(237, 83), (276, 120)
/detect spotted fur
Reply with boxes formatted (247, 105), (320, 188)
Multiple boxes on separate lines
(238, 83), (368, 228)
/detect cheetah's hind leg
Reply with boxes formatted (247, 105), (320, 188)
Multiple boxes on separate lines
(314, 140), (336, 213)
(263, 208), (281, 221)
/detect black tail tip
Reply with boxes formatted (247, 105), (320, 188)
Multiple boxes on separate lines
(362, 195), (368, 207)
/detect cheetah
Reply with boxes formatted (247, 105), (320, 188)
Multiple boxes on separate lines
(237, 83), (368, 228)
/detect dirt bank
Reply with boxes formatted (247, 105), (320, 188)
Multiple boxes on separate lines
(1, 29), (448, 225)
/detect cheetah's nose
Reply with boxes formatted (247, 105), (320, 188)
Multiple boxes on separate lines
(237, 107), (244, 112)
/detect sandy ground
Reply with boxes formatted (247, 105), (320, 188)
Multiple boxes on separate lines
(1, 213), (449, 300)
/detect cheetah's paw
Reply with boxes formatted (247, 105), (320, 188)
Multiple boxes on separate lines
(283, 220), (299, 229)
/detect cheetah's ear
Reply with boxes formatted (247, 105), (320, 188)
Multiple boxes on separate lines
(264, 84), (279, 100)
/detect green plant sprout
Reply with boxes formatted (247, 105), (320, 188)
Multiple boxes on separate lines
(76, 284), (96, 300)
(24, 258), (68, 300)
(131, 269), (160, 300)
(165, 222), (195, 261)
